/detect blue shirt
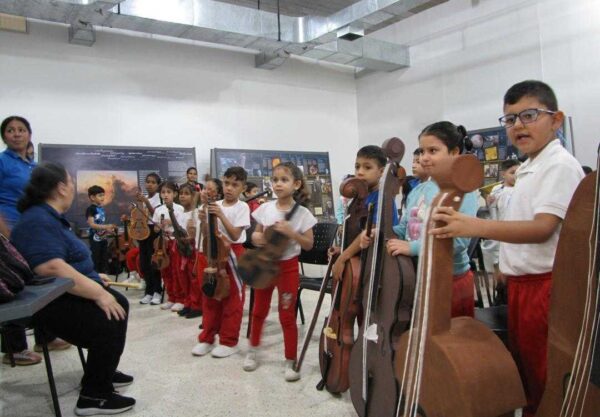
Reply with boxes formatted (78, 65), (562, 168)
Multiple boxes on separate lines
(365, 189), (399, 227)
(393, 180), (478, 275)
(0, 149), (36, 228)
(11, 204), (102, 284)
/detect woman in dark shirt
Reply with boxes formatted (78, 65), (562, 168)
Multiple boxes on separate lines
(11, 162), (136, 416)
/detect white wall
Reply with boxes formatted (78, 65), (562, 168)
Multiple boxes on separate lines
(357, 0), (600, 168)
(0, 21), (359, 193)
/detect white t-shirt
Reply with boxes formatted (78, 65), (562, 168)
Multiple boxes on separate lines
(499, 139), (584, 276)
(179, 209), (201, 252)
(146, 193), (162, 224)
(215, 199), (250, 244)
(152, 203), (184, 239)
(252, 200), (318, 260)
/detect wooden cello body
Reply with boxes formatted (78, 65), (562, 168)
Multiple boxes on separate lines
(317, 177), (369, 394)
(129, 202), (150, 241)
(394, 155), (524, 417)
(201, 201), (231, 300)
(151, 214), (170, 270)
(536, 166), (600, 416)
(348, 137), (416, 417)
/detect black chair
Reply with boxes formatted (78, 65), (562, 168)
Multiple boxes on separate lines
(295, 222), (338, 325)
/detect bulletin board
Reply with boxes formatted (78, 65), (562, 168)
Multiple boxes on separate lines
(39, 144), (196, 231)
(211, 148), (335, 222)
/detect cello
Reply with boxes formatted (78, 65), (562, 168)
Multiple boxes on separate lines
(394, 154), (524, 417)
(201, 199), (231, 300)
(536, 152), (600, 416)
(348, 137), (417, 417)
(317, 177), (370, 393)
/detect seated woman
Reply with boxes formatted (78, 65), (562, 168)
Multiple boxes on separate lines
(11, 162), (135, 416)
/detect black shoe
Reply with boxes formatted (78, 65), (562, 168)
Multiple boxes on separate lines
(112, 371), (134, 388)
(177, 307), (191, 317)
(74, 392), (135, 416)
(185, 309), (202, 319)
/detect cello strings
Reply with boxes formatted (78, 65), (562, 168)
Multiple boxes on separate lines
(361, 162), (390, 402)
(563, 160), (600, 416)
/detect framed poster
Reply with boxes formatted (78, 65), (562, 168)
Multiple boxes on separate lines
(211, 148), (334, 222)
(40, 144), (196, 231)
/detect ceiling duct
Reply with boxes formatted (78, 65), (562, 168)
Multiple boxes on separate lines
(0, 0), (448, 74)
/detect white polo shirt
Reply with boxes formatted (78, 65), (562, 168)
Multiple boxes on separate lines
(499, 139), (584, 276)
(216, 199), (250, 244)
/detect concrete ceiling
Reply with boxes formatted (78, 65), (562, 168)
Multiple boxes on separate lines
(215, 0), (362, 17)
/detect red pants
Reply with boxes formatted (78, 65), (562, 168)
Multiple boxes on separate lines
(249, 257), (299, 360)
(451, 269), (475, 318)
(125, 247), (142, 277)
(198, 244), (245, 347)
(161, 240), (185, 304)
(507, 272), (552, 417)
(183, 252), (204, 311)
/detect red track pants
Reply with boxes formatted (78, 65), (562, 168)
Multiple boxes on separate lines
(451, 269), (475, 318)
(507, 272), (552, 417)
(161, 240), (185, 304)
(249, 257), (299, 360)
(125, 247), (142, 277)
(198, 244), (245, 347)
(183, 251), (204, 311)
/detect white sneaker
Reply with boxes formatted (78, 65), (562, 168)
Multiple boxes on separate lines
(243, 349), (258, 371)
(211, 344), (238, 358)
(139, 294), (152, 305)
(150, 293), (161, 305)
(170, 303), (185, 312)
(284, 359), (300, 382)
(191, 343), (214, 357)
(160, 302), (174, 310)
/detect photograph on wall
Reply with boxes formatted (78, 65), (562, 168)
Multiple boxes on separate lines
(40, 144), (196, 231)
(211, 148), (334, 221)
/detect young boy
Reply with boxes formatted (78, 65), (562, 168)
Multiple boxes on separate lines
(192, 166), (250, 359)
(430, 80), (584, 416)
(331, 145), (396, 280)
(86, 185), (115, 274)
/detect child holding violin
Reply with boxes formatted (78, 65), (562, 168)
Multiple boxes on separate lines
(243, 162), (316, 382)
(362, 122), (479, 318)
(86, 185), (116, 274)
(331, 145), (398, 280)
(138, 173), (163, 305)
(192, 168), (250, 359)
(176, 183), (202, 319)
(152, 181), (185, 312)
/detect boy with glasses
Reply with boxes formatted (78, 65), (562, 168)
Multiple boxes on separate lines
(429, 80), (584, 416)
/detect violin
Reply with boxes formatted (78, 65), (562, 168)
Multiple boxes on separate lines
(394, 154), (524, 417)
(201, 200), (231, 300)
(166, 202), (193, 258)
(129, 201), (151, 241)
(317, 178), (370, 394)
(348, 138), (416, 417)
(151, 214), (170, 270)
(237, 199), (304, 289)
(536, 154), (600, 416)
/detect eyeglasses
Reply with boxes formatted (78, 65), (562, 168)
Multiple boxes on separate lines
(499, 108), (557, 128)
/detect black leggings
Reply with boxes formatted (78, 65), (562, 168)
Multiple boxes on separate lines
(138, 230), (162, 295)
(34, 286), (129, 396)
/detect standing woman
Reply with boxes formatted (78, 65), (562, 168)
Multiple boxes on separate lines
(0, 116), (69, 366)
(11, 162), (135, 415)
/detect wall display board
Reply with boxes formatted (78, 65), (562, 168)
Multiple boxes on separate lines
(468, 118), (574, 186)
(40, 144), (196, 231)
(211, 148), (335, 222)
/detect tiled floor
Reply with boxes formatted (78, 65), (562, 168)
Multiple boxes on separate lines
(0, 270), (357, 417)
